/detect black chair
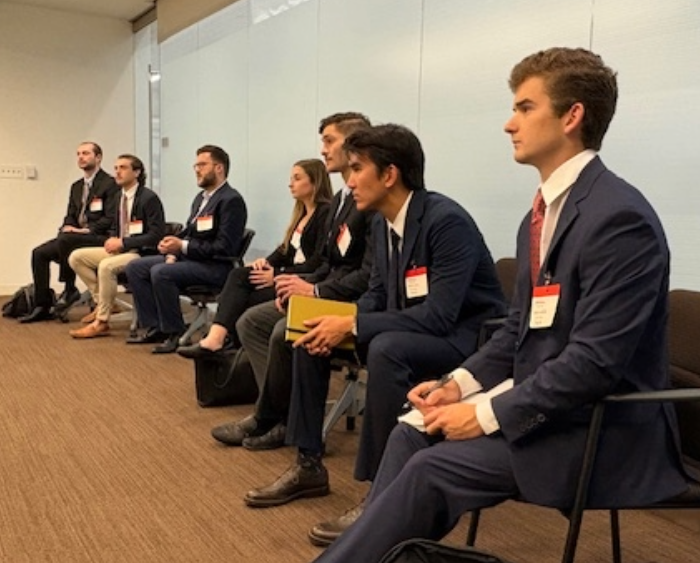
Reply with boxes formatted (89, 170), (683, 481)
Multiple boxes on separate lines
(179, 228), (255, 346)
(466, 288), (700, 563)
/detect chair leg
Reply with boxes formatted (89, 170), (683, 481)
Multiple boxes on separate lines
(610, 509), (621, 563)
(180, 305), (209, 346)
(322, 379), (361, 442)
(466, 509), (480, 546)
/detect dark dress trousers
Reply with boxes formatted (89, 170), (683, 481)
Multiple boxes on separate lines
(237, 189), (373, 414)
(313, 157), (688, 563)
(212, 202), (331, 345)
(286, 189), (507, 481)
(125, 183), (247, 335)
(30, 168), (118, 307)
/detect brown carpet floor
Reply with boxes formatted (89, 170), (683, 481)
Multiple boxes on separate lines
(0, 299), (699, 562)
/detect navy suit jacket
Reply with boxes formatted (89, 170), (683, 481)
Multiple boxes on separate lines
(465, 157), (686, 508)
(307, 190), (374, 302)
(356, 190), (506, 357)
(62, 168), (119, 237)
(178, 182), (247, 262)
(109, 185), (166, 254)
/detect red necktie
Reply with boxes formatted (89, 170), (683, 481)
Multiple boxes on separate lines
(530, 189), (546, 285)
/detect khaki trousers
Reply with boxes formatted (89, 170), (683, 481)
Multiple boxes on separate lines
(69, 247), (139, 321)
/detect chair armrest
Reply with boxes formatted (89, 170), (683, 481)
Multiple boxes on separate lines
(604, 388), (700, 404)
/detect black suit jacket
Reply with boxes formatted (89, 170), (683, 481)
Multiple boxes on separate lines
(266, 202), (331, 276)
(62, 168), (119, 237)
(306, 190), (374, 302)
(108, 185), (166, 254)
(178, 182), (247, 262)
(356, 190), (506, 357)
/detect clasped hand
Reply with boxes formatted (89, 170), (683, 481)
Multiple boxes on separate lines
(409, 380), (485, 440)
(158, 235), (182, 255)
(292, 315), (353, 357)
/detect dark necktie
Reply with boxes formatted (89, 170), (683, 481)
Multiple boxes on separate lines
(387, 228), (402, 310)
(79, 180), (91, 227)
(530, 189), (546, 285)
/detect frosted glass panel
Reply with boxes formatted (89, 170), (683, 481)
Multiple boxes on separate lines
(154, 0), (700, 288)
(420, 0), (593, 262)
(592, 0), (700, 290)
(317, 0), (423, 129)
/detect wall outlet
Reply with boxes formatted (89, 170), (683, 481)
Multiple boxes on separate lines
(0, 165), (25, 180)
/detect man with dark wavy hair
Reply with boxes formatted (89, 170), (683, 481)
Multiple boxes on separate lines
(311, 47), (687, 563)
(68, 154), (165, 338)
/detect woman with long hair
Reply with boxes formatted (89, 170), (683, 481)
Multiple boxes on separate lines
(178, 158), (333, 358)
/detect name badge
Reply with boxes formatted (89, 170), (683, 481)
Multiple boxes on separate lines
(89, 198), (102, 212)
(405, 266), (429, 299)
(336, 223), (352, 257)
(128, 220), (143, 235)
(529, 284), (560, 329)
(197, 215), (213, 232)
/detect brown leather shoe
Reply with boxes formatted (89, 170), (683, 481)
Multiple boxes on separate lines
(308, 499), (365, 546)
(244, 460), (329, 508)
(70, 322), (110, 339)
(80, 310), (97, 324)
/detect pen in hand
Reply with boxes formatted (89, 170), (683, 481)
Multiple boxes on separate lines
(402, 373), (454, 410)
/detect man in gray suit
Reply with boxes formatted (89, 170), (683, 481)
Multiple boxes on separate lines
(310, 47), (688, 563)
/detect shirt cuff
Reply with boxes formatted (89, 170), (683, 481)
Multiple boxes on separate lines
(475, 400), (500, 435)
(181, 240), (189, 255)
(450, 367), (483, 399)
(313, 284), (319, 297)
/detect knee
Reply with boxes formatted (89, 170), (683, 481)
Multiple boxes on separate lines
(236, 307), (255, 342)
(68, 249), (84, 271)
(367, 332), (407, 367)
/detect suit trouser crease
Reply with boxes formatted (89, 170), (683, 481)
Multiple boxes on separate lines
(287, 331), (466, 480)
(236, 300), (288, 412)
(31, 233), (104, 307)
(313, 423), (518, 563)
(125, 255), (230, 334)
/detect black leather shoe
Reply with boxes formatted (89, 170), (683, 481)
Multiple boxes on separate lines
(242, 423), (287, 451)
(244, 460), (329, 508)
(308, 500), (365, 546)
(54, 287), (81, 310)
(152, 334), (181, 354)
(19, 306), (55, 324)
(126, 329), (167, 345)
(177, 339), (235, 360)
(211, 414), (258, 446)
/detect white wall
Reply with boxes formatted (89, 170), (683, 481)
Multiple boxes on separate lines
(0, 3), (135, 294)
(157, 0), (699, 289)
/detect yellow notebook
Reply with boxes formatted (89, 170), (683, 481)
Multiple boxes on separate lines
(285, 295), (357, 351)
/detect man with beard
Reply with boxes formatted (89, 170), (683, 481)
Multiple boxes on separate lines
(125, 145), (247, 353)
(67, 154), (165, 338)
(20, 142), (118, 323)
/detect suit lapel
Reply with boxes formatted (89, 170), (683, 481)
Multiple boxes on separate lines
(399, 190), (426, 273)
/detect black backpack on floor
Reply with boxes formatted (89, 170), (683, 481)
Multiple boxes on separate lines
(2, 284), (36, 318)
(379, 540), (512, 563)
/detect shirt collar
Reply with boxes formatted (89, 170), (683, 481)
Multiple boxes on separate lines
(540, 149), (597, 205)
(387, 191), (414, 240)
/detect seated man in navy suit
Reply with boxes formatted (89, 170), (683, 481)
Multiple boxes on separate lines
(310, 48), (688, 563)
(242, 125), (506, 519)
(125, 145), (247, 354)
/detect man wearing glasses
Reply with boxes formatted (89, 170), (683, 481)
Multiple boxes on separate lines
(125, 145), (247, 353)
